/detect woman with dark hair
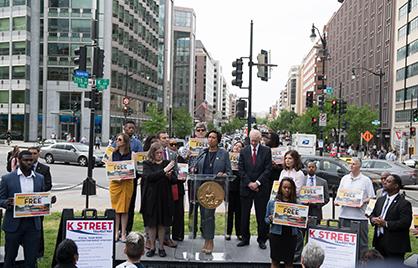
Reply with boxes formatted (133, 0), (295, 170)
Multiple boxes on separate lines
(195, 130), (232, 253)
(265, 178), (299, 268)
(143, 135), (158, 151)
(141, 142), (176, 257)
(279, 150), (306, 194)
(226, 140), (244, 241)
(109, 133), (134, 242)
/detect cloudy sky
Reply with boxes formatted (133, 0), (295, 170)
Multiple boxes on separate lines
(174, 0), (342, 114)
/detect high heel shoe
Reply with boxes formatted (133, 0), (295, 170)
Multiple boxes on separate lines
(146, 249), (156, 257)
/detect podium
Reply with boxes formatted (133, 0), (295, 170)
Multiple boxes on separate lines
(175, 174), (235, 261)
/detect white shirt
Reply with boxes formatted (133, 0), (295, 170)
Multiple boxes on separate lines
(279, 169), (306, 194)
(17, 168), (35, 193)
(378, 193), (399, 235)
(116, 261), (142, 268)
(251, 144), (260, 155)
(338, 172), (376, 220)
(306, 174), (317, 186)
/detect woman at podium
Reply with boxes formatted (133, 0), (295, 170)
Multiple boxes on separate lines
(194, 130), (232, 254)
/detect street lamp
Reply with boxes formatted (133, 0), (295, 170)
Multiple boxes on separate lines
(351, 67), (385, 148)
(310, 23), (328, 156)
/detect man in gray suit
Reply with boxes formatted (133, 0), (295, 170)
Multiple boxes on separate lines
(295, 161), (330, 262)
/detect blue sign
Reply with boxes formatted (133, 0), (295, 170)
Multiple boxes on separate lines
(74, 70), (89, 78)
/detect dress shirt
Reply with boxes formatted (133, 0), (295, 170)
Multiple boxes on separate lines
(378, 192), (399, 235)
(279, 169), (306, 194)
(17, 168), (35, 193)
(251, 144), (262, 186)
(307, 175), (316, 186)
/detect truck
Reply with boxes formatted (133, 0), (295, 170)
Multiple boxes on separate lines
(291, 133), (317, 156)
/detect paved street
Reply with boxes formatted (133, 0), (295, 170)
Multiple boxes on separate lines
(0, 143), (417, 217)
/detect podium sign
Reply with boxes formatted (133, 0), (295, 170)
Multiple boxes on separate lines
(175, 174), (235, 261)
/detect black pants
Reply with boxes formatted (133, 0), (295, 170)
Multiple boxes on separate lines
(375, 236), (405, 262)
(172, 194), (185, 240)
(240, 192), (269, 243)
(227, 190), (241, 236)
(5, 218), (41, 268)
(37, 216), (45, 258)
(127, 177), (139, 233)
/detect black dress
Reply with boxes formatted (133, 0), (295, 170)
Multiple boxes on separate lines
(140, 160), (175, 227)
(269, 226), (297, 263)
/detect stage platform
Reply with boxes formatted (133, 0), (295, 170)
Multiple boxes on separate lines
(115, 236), (273, 268)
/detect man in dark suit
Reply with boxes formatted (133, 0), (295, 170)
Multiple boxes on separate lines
(237, 129), (272, 249)
(29, 146), (52, 259)
(0, 150), (45, 267)
(370, 175), (412, 261)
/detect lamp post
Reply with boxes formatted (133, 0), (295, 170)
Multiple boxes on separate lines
(124, 68), (134, 122)
(310, 23), (328, 156)
(351, 67), (385, 148)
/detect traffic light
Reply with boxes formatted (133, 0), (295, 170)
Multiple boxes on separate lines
(317, 94), (325, 107)
(311, 117), (318, 126)
(317, 75), (326, 91)
(331, 99), (337, 114)
(74, 46), (87, 71)
(339, 99), (347, 114)
(413, 109), (418, 122)
(236, 99), (247, 119)
(93, 47), (105, 78)
(306, 92), (314, 108)
(257, 49), (268, 81)
(342, 120), (349, 130)
(232, 58), (243, 87)
(411, 126), (416, 136)
(123, 106), (129, 116)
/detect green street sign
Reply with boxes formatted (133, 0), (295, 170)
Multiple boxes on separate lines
(96, 78), (110, 91)
(73, 76), (88, 88)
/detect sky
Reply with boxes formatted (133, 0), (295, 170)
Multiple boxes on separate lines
(174, 0), (342, 114)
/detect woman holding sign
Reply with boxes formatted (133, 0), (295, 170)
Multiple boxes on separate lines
(109, 133), (134, 243)
(141, 142), (176, 258)
(265, 178), (299, 268)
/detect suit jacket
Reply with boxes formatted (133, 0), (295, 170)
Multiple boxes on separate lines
(0, 170), (45, 232)
(306, 176), (330, 222)
(195, 148), (232, 177)
(35, 162), (52, 191)
(238, 144), (272, 197)
(370, 193), (412, 254)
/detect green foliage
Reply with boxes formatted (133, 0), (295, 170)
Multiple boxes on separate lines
(267, 110), (298, 133)
(221, 117), (246, 134)
(173, 107), (194, 138)
(141, 103), (167, 135)
(207, 121), (216, 131)
(344, 105), (378, 145)
(256, 117), (268, 126)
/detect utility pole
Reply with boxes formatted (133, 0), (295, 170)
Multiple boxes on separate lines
(248, 20), (253, 133)
(337, 82), (342, 157)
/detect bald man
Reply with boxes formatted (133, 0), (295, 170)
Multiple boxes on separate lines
(237, 129), (272, 249)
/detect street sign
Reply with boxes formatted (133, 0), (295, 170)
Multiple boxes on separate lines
(371, 120), (380, 126)
(72, 76), (88, 88)
(395, 131), (402, 140)
(74, 70), (89, 78)
(123, 97), (129, 105)
(319, 113), (327, 127)
(362, 131), (373, 142)
(96, 78), (110, 91)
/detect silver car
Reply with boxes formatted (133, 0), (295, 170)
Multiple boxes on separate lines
(39, 142), (104, 167)
(361, 159), (417, 186)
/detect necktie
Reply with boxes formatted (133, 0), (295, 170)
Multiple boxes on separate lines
(309, 177), (314, 186)
(378, 197), (390, 236)
(163, 148), (167, 160)
(252, 147), (257, 165)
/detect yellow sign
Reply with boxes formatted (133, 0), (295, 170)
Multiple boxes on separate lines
(105, 160), (135, 180)
(14, 192), (51, 218)
(273, 202), (309, 228)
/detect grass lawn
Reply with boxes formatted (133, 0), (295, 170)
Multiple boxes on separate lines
(7, 212), (415, 268)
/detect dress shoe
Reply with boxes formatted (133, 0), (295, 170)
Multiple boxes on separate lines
(258, 242), (267, 249)
(225, 235), (231, 241)
(158, 248), (167, 257)
(163, 239), (177, 248)
(237, 241), (249, 247)
(172, 237), (184, 241)
(237, 235), (243, 241)
(146, 249), (156, 257)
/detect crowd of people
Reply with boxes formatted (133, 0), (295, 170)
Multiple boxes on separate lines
(1, 120), (416, 267)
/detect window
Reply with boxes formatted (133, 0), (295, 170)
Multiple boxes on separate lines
(0, 90), (8, 103)
(398, 25), (407, 40)
(71, 19), (90, 33)
(12, 17), (25, 31)
(373, 161), (391, 169)
(11, 90), (24, 103)
(399, 3), (408, 20)
(47, 67), (69, 81)
(12, 66), (25, 79)
(49, 0), (68, 8)
(48, 19), (69, 32)
(397, 46), (407, 61)
(71, 0), (91, 8)
(0, 42), (8, 55)
(396, 67), (406, 81)
(12, 41), (25, 55)
(13, 0), (25, 5)
(322, 160), (341, 173)
(0, 18), (9, 31)
(362, 161), (373, 168)
(0, 0), (9, 7)
(48, 43), (69, 56)
(409, 39), (418, 56)
(407, 62), (418, 78)
(0, 66), (9, 79)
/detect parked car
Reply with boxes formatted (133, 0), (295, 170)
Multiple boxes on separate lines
(38, 139), (65, 148)
(301, 156), (381, 194)
(39, 142), (104, 167)
(403, 155), (418, 168)
(361, 159), (417, 186)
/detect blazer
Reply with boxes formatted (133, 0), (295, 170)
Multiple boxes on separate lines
(306, 176), (330, 222)
(195, 148), (232, 177)
(238, 144), (272, 197)
(370, 193), (412, 254)
(0, 170), (45, 232)
(35, 162), (52, 191)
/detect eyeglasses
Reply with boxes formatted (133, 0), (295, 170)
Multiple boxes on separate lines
(170, 143), (177, 146)
(117, 138), (123, 141)
(196, 129), (205, 132)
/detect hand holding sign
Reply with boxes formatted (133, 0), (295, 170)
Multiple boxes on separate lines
(164, 160), (175, 173)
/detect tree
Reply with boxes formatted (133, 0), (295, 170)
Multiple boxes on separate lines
(267, 110), (298, 133)
(141, 103), (167, 135)
(344, 105), (378, 145)
(207, 121), (216, 131)
(221, 117), (246, 134)
(173, 107), (194, 138)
